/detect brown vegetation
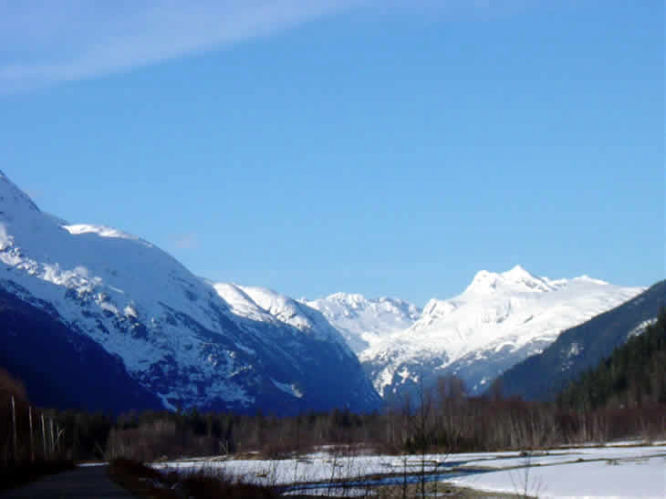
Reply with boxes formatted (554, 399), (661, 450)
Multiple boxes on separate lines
(0, 369), (75, 489)
(3, 362), (664, 472)
(0, 367), (27, 401)
(108, 458), (278, 498)
(0, 369), (70, 466)
(103, 376), (665, 463)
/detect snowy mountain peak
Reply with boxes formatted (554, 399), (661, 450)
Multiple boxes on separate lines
(320, 292), (417, 312)
(0, 171), (380, 413)
(214, 283), (349, 347)
(304, 293), (421, 354)
(465, 265), (554, 295)
(572, 275), (609, 286)
(325, 292), (368, 307)
(362, 266), (644, 399)
(0, 170), (41, 216)
(502, 264), (536, 282)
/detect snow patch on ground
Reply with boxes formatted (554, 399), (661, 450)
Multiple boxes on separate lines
(154, 442), (666, 498)
(449, 454), (665, 498)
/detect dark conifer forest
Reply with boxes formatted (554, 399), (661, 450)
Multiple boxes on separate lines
(557, 308), (666, 411)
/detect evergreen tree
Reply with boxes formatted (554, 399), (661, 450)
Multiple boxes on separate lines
(558, 308), (666, 411)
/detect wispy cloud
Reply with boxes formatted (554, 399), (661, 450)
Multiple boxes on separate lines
(0, 1), (364, 94)
(1, 1), (542, 94)
(170, 233), (199, 250)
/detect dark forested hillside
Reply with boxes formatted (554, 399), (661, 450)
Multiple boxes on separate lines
(557, 309), (666, 411)
(0, 286), (163, 414)
(496, 280), (666, 401)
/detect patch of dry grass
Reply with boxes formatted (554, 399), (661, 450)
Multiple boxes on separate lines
(108, 458), (279, 499)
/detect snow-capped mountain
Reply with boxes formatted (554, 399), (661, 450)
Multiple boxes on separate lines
(497, 280), (666, 401)
(213, 283), (350, 348)
(360, 266), (643, 399)
(0, 171), (380, 414)
(0, 168), (649, 411)
(303, 293), (421, 354)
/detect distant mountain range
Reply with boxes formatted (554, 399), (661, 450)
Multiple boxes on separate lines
(0, 170), (656, 412)
(303, 293), (421, 355)
(310, 267), (642, 401)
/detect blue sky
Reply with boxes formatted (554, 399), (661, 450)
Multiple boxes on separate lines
(1, 0), (663, 304)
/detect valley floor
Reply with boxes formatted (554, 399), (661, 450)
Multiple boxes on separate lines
(153, 440), (666, 497)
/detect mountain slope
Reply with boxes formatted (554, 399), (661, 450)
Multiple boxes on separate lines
(557, 307), (666, 410)
(215, 283), (347, 346)
(303, 293), (420, 354)
(0, 171), (380, 414)
(0, 286), (163, 413)
(498, 280), (666, 401)
(361, 266), (643, 400)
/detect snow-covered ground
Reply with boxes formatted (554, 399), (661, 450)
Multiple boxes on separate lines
(449, 454), (665, 498)
(154, 441), (666, 497)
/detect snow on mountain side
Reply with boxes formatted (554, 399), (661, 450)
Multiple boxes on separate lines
(304, 293), (421, 354)
(0, 171), (380, 414)
(497, 280), (666, 401)
(0, 169), (646, 411)
(362, 266), (643, 399)
(213, 283), (349, 348)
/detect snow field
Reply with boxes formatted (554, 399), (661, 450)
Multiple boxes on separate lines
(153, 442), (666, 497)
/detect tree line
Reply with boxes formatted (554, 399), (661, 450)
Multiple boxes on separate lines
(4, 380), (664, 466)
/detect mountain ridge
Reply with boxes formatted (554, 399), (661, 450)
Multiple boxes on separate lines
(497, 280), (666, 401)
(0, 170), (651, 411)
(0, 171), (380, 414)
(358, 266), (643, 399)
(303, 292), (421, 354)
